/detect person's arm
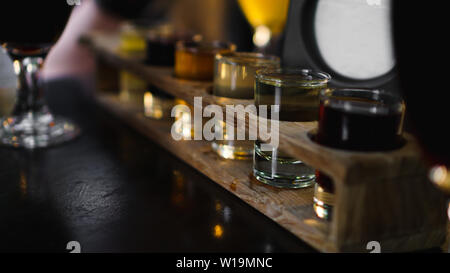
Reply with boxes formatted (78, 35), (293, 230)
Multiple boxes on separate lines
(42, 0), (123, 83)
(42, 0), (152, 84)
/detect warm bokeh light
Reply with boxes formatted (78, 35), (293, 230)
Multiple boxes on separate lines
(429, 165), (450, 194)
(19, 171), (27, 197)
(174, 112), (192, 139)
(313, 198), (328, 219)
(173, 170), (185, 190)
(253, 25), (271, 48)
(144, 92), (153, 108)
(173, 99), (193, 140)
(238, 0), (290, 35)
(213, 224), (224, 238)
(181, 113), (192, 138)
(144, 92), (164, 119)
(219, 62), (227, 80)
(215, 200), (222, 212)
(216, 145), (234, 159)
(170, 170), (186, 207)
(13, 60), (21, 75)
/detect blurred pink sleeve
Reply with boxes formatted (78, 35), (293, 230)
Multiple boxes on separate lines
(42, 0), (121, 84)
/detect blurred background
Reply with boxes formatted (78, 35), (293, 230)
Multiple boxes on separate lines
(0, 0), (401, 144)
(1, 0), (397, 95)
(109, 0), (255, 51)
(1, 0), (401, 126)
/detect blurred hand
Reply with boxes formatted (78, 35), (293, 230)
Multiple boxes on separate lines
(42, 0), (121, 83)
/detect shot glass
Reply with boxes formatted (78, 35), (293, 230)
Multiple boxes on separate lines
(118, 23), (147, 104)
(253, 68), (331, 188)
(145, 24), (199, 66)
(175, 41), (236, 81)
(313, 88), (405, 220)
(211, 52), (280, 160)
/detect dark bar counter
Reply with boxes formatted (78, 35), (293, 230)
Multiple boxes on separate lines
(0, 78), (315, 253)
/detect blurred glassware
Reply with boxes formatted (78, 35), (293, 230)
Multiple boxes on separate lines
(237, 0), (290, 51)
(175, 40), (236, 81)
(212, 52), (280, 160)
(117, 23), (148, 104)
(145, 24), (201, 66)
(118, 22), (147, 59)
(0, 3), (80, 149)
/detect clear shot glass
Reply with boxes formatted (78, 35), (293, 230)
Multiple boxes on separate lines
(211, 52), (280, 160)
(253, 68), (331, 188)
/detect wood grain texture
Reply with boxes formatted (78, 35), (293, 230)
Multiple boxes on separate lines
(85, 33), (449, 252)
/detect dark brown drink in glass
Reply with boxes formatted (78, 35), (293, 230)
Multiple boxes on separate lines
(314, 89), (405, 220)
(0, 2), (78, 149)
(1, 2), (72, 45)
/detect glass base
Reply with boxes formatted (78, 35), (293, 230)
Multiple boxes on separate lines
(313, 183), (334, 220)
(253, 169), (315, 189)
(211, 141), (253, 160)
(253, 141), (315, 189)
(0, 111), (80, 149)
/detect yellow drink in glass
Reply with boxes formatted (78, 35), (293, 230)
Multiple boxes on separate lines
(238, 0), (290, 35)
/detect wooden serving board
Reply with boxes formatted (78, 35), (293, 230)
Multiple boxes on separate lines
(94, 94), (334, 252)
(84, 33), (449, 252)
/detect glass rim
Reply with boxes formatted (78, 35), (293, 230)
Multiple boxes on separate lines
(215, 52), (280, 67)
(319, 88), (405, 114)
(176, 40), (236, 54)
(255, 68), (331, 87)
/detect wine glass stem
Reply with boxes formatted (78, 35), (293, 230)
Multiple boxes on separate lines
(12, 56), (48, 117)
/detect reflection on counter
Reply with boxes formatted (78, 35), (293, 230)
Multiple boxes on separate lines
(143, 88), (174, 120)
(171, 169), (186, 208)
(213, 224), (224, 239)
(19, 171), (27, 198)
(144, 92), (163, 119)
(172, 99), (193, 140)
